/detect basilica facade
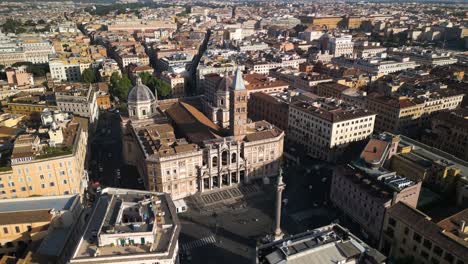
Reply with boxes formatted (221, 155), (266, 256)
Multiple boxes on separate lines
(122, 70), (284, 200)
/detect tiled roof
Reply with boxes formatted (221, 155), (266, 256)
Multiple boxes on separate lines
(165, 102), (221, 144)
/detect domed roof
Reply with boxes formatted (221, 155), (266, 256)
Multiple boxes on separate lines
(128, 77), (156, 103)
(217, 74), (233, 93)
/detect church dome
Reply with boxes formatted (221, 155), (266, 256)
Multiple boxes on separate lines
(127, 78), (156, 103)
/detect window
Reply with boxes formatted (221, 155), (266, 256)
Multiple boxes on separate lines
(421, 251), (429, 259)
(433, 246), (442, 256)
(212, 156), (218, 167)
(423, 239), (432, 249)
(15, 226), (20, 233)
(41, 184), (45, 189)
(49, 182), (55, 187)
(444, 253), (454, 263)
(413, 233), (422, 243)
(221, 151), (228, 166)
(40, 175), (44, 180)
(3, 227), (8, 234)
(231, 153), (237, 163)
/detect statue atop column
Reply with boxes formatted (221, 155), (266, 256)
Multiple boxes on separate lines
(274, 167), (286, 240)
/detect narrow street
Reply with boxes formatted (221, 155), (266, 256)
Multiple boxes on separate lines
(89, 111), (142, 190)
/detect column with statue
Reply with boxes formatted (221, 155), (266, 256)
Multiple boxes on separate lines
(274, 167), (285, 240)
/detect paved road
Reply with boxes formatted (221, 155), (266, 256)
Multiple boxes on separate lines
(89, 111), (142, 190)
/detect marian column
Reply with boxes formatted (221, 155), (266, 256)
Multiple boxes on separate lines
(274, 167), (285, 240)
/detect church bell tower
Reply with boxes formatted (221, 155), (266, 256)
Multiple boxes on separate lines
(229, 68), (248, 141)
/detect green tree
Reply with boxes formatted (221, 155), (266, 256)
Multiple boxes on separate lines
(2, 18), (22, 33)
(110, 73), (132, 101)
(81, 68), (97, 83)
(138, 72), (152, 85)
(11, 62), (48, 77)
(155, 78), (172, 98)
(137, 72), (172, 98)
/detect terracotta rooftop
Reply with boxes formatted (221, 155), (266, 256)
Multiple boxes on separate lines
(165, 102), (221, 144)
(369, 94), (418, 109)
(243, 73), (289, 91)
(360, 139), (390, 165)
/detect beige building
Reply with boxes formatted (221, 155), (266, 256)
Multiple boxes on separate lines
(367, 91), (464, 136)
(389, 135), (468, 207)
(380, 202), (468, 264)
(160, 71), (185, 98)
(69, 188), (180, 264)
(122, 69), (284, 200)
(0, 118), (88, 199)
(5, 66), (34, 87)
(330, 136), (421, 245)
(0, 194), (82, 259)
(421, 109), (468, 162)
(288, 98), (376, 161)
(49, 57), (92, 82)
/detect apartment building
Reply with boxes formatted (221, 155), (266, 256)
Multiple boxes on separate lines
(246, 58), (306, 74)
(0, 118), (88, 199)
(107, 19), (177, 33)
(111, 42), (150, 68)
(256, 224), (386, 264)
(69, 188), (180, 264)
(0, 194), (82, 261)
(390, 47), (458, 66)
(248, 92), (290, 131)
(389, 135), (468, 207)
(97, 59), (121, 82)
(157, 53), (193, 73)
(288, 98), (376, 161)
(380, 202), (467, 264)
(49, 57), (92, 82)
(332, 56), (418, 76)
(55, 84), (99, 123)
(5, 66), (34, 87)
(4, 93), (58, 116)
(331, 158), (421, 244)
(354, 41), (387, 58)
(0, 34), (55, 66)
(328, 35), (354, 57)
(367, 91), (464, 135)
(421, 109), (468, 162)
(160, 71), (185, 98)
